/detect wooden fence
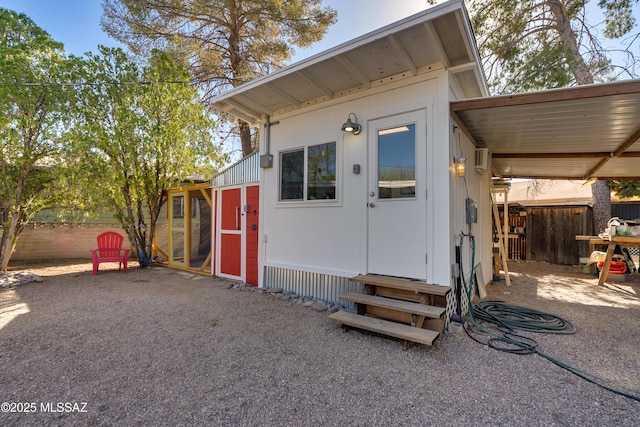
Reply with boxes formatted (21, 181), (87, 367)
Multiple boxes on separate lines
(526, 206), (592, 265)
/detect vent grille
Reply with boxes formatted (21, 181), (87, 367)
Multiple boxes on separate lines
(475, 148), (490, 171)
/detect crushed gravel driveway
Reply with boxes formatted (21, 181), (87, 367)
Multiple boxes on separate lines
(1, 260), (639, 426)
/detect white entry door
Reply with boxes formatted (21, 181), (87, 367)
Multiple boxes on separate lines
(367, 110), (427, 280)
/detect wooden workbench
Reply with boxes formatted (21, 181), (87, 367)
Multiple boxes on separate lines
(576, 235), (640, 285)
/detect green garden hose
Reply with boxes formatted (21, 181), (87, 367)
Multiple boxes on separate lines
(472, 300), (576, 334)
(457, 232), (640, 402)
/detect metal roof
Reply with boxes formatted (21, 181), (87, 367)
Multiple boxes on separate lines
(451, 79), (640, 180)
(210, 0), (487, 124)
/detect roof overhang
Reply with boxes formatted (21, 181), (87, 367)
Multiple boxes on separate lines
(451, 79), (640, 180)
(210, 0), (487, 125)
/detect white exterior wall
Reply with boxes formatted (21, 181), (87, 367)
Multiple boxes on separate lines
(258, 70), (459, 287)
(449, 118), (493, 289)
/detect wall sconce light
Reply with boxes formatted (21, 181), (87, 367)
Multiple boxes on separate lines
(454, 157), (466, 177)
(341, 113), (362, 135)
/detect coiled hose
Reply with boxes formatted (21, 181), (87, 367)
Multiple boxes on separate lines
(467, 300), (575, 355)
(457, 233), (640, 402)
(473, 300), (576, 334)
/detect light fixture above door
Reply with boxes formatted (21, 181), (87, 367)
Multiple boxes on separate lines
(341, 113), (362, 135)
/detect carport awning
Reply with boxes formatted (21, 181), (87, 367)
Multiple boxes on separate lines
(451, 79), (640, 180)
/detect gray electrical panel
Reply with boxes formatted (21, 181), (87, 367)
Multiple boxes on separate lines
(466, 198), (478, 224)
(260, 154), (273, 168)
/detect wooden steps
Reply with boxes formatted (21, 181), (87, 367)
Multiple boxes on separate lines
(328, 311), (439, 347)
(350, 274), (449, 296)
(329, 274), (450, 350)
(340, 293), (445, 319)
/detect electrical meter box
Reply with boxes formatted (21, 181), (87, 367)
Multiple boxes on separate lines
(466, 198), (478, 224)
(260, 154), (273, 168)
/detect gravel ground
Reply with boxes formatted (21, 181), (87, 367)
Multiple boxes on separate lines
(0, 260), (639, 426)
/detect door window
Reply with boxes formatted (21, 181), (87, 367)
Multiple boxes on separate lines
(377, 124), (416, 199)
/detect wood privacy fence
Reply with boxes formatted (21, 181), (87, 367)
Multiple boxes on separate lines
(526, 206), (592, 265)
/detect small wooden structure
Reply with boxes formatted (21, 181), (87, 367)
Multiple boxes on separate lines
(211, 151), (261, 285)
(329, 274), (449, 349)
(91, 231), (129, 275)
(494, 204), (593, 265)
(494, 180), (640, 266)
(153, 153), (261, 284)
(527, 205), (593, 265)
(153, 183), (213, 275)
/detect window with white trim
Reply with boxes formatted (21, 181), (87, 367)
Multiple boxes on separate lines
(279, 141), (336, 201)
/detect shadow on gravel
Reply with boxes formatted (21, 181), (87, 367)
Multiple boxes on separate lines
(1, 260), (638, 426)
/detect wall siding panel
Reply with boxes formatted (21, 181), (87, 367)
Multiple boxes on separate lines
(263, 266), (364, 309)
(212, 151), (260, 187)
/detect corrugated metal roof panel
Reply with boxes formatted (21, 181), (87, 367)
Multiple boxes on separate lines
(452, 79), (640, 179)
(212, 151), (260, 187)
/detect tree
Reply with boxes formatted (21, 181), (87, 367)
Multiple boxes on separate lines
(70, 47), (226, 266)
(467, 0), (639, 233)
(0, 9), (74, 271)
(609, 180), (640, 198)
(101, 0), (337, 157)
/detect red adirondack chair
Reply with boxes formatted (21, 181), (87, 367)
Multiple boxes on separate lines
(91, 231), (130, 275)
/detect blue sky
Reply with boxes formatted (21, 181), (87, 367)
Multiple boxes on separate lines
(1, 0), (634, 69)
(0, 0), (431, 60)
(1, 0), (120, 56)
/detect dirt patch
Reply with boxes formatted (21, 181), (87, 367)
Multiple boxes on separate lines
(1, 260), (638, 426)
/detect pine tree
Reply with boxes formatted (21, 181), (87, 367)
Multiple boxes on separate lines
(467, 0), (639, 232)
(101, 0), (337, 157)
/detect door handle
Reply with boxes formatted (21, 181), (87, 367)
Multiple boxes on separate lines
(368, 202), (376, 208)
(235, 206), (239, 230)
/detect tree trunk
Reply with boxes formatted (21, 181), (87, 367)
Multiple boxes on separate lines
(0, 174), (25, 271)
(548, 0), (612, 229)
(547, 0), (593, 85)
(591, 180), (612, 234)
(239, 120), (253, 157)
(0, 212), (20, 271)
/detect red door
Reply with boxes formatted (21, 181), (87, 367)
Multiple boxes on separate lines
(245, 185), (259, 285)
(220, 188), (242, 278)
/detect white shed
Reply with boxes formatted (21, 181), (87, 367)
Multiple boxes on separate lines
(211, 0), (493, 339)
